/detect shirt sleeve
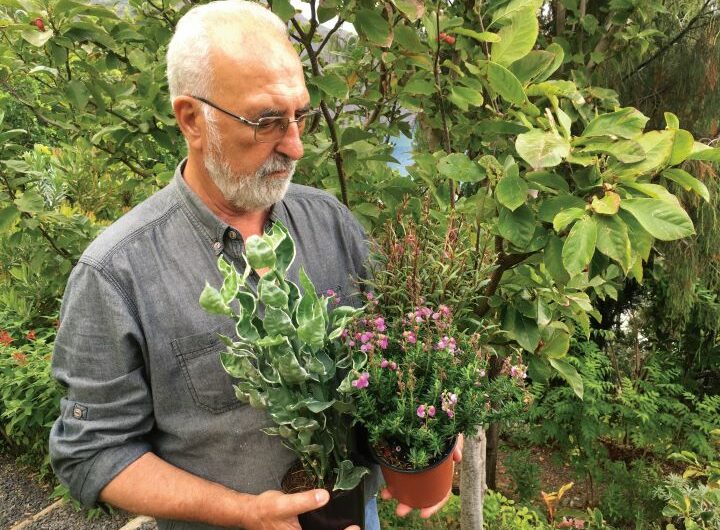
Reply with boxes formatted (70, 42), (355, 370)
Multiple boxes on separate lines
(49, 261), (153, 506)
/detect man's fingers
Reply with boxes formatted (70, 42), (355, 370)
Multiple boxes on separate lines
(274, 489), (329, 518)
(453, 434), (464, 462)
(395, 502), (413, 517)
(419, 490), (451, 518)
(380, 488), (393, 501)
(343, 526), (361, 530)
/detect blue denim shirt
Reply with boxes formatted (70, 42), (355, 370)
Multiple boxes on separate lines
(49, 162), (378, 529)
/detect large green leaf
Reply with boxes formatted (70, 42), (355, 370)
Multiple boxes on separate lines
(333, 460), (370, 491)
(562, 216), (597, 275)
(393, 0), (424, 21)
(354, 9), (391, 46)
(487, 61), (526, 105)
(516, 129), (570, 169)
(544, 235), (570, 284)
(496, 173), (528, 211)
(311, 73), (348, 99)
(538, 195), (586, 223)
(552, 207), (585, 232)
(539, 328), (570, 359)
(14, 191), (45, 214)
(246, 236), (276, 270)
(581, 107), (649, 139)
(453, 28), (500, 43)
(448, 86), (484, 110)
(661, 168), (710, 203)
(0, 206), (21, 233)
(509, 50), (556, 85)
(270, 0), (295, 20)
(668, 129), (694, 166)
(502, 307), (540, 352)
(576, 137), (645, 164)
(199, 284), (233, 316)
(490, 0), (543, 26)
(498, 204), (535, 247)
(21, 28), (54, 47)
(438, 153), (485, 182)
(594, 215), (632, 273)
(549, 358), (583, 399)
(490, 9), (538, 67)
(620, 198), (695, 241)
(607, 130), (674, 179)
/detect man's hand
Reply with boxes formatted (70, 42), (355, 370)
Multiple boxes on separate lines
(380, 434), (464, 519)
(246, 489), (360, 530)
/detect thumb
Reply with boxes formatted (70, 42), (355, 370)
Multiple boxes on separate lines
(274, 489), (329, 518)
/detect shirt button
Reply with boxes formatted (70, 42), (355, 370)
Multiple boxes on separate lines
(228, 231), (237, 240)
(213, 241), (222, 251)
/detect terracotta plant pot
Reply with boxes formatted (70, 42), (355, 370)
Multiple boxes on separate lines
(373, 438), (456, 509)
(281, 462), (365, 530)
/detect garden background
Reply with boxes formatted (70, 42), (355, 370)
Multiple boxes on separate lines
(1, 0), (719, 528)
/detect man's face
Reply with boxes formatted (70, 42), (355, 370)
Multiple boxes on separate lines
(202, 44), (310, 212)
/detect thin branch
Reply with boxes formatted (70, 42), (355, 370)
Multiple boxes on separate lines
(91, 142), (151, 179)
(433, 2), (454, 208)
(623, 0), (713, 81)
(146, 0), (175, 27)
(317, 18), (345, 56)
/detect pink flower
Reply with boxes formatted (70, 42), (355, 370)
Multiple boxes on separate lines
(403, 330), (417, 344)
(390, 361), (397, 370)
(348, 340), (356, 347)
(417, 405), (426, 418)
(326, 289), (335, 297)
(428, 405), (436, 418)
(374, 317), (386, 332)
(510, 365), (527, 379)
(352, 372), (370, 389)
(432, 312), (441, 320)
(360, 331), (373, 344)
(380, 358), (389, 368)
(378, 335), (388, 350)
(360, 343), (373, 354)
(438, 305), (450, 316)
(366, 292), (374, 301)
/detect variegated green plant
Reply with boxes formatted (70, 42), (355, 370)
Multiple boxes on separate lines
(199, 221), (369, 491)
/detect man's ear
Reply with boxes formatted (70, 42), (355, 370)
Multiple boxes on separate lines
(173, 96), (204, 151)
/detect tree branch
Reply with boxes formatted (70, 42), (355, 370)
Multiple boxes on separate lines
(317, 18), (345, 56)
(623, 0), (713, 81)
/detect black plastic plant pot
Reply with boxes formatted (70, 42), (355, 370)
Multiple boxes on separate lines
(282, 462), (365, 530)
(298, 483), (365, 530)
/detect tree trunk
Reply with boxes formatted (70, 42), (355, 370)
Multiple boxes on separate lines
(484, 422), (499, 490)
(460, 428), (486, 530)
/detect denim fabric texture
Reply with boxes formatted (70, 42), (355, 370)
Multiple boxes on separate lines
(49, 161), (381, 528)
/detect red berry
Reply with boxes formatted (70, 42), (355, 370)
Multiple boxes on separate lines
(439, 31), (447, 39)
(444, 35), (456, 45)
(32, 17), (45, 31)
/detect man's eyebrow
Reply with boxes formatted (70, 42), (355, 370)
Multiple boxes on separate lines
(255, 105), (312, 120)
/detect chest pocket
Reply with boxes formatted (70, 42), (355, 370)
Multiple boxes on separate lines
(171, 323), (243, 414)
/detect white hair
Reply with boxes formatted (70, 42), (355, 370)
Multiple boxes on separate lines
(166, 1), (288, 103)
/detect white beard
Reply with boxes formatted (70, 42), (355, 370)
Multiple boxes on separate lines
(203, 117), (295, 212)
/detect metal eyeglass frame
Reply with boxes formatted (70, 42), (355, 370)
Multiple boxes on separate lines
(189, 95), (317, 143)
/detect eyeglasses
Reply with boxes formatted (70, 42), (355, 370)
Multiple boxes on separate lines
(190, 95), (318, 143)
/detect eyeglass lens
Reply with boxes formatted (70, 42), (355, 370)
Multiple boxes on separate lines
(255, 115), (310, 142)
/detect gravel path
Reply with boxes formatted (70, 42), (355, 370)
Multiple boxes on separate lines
(0, 450), (54, 528)
(0, 448), (157, 530)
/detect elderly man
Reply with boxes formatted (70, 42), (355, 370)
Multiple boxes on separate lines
(49, 2), (458, 529)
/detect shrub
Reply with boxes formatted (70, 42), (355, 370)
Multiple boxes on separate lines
(0, 327), (62, 478)
(505, 448), (541, 503)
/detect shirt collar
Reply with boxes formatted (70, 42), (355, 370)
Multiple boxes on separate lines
(173, 159), (286, 256)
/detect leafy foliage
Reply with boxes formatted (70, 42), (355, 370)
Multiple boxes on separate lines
(200, 222), (368, 491)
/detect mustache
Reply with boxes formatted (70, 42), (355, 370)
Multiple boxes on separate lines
(257, 154), (295, 178)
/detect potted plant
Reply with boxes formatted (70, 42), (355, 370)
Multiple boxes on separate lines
(343, 212), (527, 509)
(199, 222), (369, 530)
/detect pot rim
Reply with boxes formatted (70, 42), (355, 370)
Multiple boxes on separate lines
(371, 436), (457, 474)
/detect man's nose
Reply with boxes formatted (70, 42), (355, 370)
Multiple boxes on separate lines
(275, 121), (304, 161)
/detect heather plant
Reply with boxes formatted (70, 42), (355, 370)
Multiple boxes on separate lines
(347, 298), (523, 469)
(504, 448), (540, 502)
(200, 222), (368, 491)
